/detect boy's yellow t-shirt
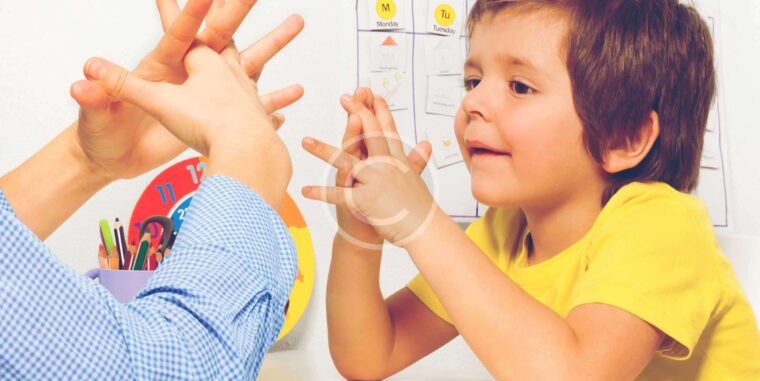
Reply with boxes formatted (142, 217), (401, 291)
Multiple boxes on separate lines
(408, 182), (760, 380)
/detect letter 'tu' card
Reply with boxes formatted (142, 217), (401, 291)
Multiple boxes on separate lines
(427, 0), (464, 37)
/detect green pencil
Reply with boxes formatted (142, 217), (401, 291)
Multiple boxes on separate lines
(99, 220), (115, 257)
(132, 240), (149, 271)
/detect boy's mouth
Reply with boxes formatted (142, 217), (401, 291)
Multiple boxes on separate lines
(466, 139), (511, 157)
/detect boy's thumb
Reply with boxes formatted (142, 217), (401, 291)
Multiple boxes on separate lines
(408, 141), (433, 175)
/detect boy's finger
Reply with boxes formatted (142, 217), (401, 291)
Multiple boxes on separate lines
(240, 14), (304, 80)
(302, 137), (360, 174)
(373, 96), (405, 159)
(151, 0), (212, 65)
(301, 186), (351, 207)
(342, 113), (368, 159)
(353, 87), (375, 111)
(208, 0), (224, 20)
(199, 0), (257, 52)
(260, 84), (304, 113)
(407, 141), (433, 175)
(340, 94), (390, 157)
(156, 0), (181, 31)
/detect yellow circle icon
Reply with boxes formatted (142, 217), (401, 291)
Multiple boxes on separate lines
(376, 0), (397, 21)
(435, 4), (456, 27)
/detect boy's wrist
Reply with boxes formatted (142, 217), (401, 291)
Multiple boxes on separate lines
(398, 203), (450, 250)
(333, 232), (384, 254)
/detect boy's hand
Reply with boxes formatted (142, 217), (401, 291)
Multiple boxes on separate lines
(310, 88), (384, 249)
(302, 91), (435, 247)
(70, 0), (304, 182)
(94, 41), (292, 209)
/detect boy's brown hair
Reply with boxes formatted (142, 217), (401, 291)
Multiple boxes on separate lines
(468, 0), (716, 203)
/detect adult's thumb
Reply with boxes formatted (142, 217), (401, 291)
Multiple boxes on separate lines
(95, 59), (171, 116)
(70, 79), (112, 130)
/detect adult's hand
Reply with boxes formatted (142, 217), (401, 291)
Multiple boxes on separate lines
(95, 40), (296, 209)
(70, 0), (304, 181)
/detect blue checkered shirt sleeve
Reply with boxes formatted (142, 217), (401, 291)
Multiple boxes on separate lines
(0, 176), (297, 380)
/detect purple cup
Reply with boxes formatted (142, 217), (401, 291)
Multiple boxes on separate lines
(85, 269), (155, 303)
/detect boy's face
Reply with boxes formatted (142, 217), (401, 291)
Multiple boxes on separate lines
(455, 9), (604, 210)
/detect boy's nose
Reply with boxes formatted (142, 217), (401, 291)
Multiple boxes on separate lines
(461, 87), (488, 122)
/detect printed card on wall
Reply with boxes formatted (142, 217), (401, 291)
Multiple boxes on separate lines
(425, 36), (464, 75)
(370, 33), (407, 72)
(370, 70), (411, 110)
(369, 0), (405, 30)
(427, 0), (464, 37)
(427, 124), (464, 168)
(700, 130), (722, 169)
(426, 75), (464, 117)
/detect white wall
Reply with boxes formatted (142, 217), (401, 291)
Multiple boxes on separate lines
(0, 0), (757, 368)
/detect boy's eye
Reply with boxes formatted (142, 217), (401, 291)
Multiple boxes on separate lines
(464, 78), (480, 91)
(509, 80), (535, 95)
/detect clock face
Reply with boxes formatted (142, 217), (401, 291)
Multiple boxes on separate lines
(129, 157), (315, 341)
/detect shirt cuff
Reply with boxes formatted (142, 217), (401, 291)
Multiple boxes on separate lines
(170, 175), (298, 292)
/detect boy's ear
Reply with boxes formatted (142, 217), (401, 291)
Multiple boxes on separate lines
(602, 111), (660, 174)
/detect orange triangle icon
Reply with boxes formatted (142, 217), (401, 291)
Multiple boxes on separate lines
(382, 36), (398, 47)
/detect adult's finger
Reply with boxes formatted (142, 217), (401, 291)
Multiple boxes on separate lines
(240, 14), (304, 80)
(156, 0), (181, 31)
(259, 84), (304, 114)
(198, 0), (257, 52)
(151, 0), (212, 65)
(340, 94), (390, 157)
(70, 80), (109, 111)
(220, 40), (241, 66)
(182, 43), (226, 75)
(70, 79), (113, 133)
(96, 59), (176, 121)
(271, 112), (285, 131)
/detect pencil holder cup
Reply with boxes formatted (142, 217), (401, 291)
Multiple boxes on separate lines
(85, 269), (155, 303)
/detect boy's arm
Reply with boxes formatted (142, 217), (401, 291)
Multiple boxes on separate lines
(404, 207), (663, 381)
(326, 235), (458, 380)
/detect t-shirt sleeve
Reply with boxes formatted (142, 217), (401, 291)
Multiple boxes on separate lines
(570, 195), (723, 359)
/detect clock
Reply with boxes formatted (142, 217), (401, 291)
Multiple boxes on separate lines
(129, 157), (315, 341)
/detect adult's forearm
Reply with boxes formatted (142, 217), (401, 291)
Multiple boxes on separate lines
(326, 235), (398, 379)
(0, 123), (111, 240)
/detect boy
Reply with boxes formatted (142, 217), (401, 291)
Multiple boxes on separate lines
(302, 0), (760, 379)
